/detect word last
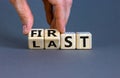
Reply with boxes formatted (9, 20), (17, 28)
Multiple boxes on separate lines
(28, 29), (92, 50)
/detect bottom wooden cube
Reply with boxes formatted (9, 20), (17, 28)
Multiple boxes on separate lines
(61, 32), (76, 49)
(45, 29), (60, 49)
(28, 29), (44, 49)
(28, 37), (44, 49)
(76, 32), (92, 49)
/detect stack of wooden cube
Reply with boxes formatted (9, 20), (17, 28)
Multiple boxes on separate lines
(28, 29), (92, 50)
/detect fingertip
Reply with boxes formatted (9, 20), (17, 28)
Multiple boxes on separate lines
(56, 26), (65, 34)
(60, 27), (65, 34)
(23, 24), (32, 35)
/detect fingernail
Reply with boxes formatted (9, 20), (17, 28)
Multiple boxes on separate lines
(61, 29), (65, 34)
(60, 27), (65, 34)
(23, 25), (28, 35)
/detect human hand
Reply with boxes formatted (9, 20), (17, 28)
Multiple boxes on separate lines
(10, 0), (72, 35)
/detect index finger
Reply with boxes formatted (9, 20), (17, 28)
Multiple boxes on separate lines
(53, 4), (66, 33)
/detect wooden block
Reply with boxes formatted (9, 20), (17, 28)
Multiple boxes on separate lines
(45, 29), (60, 49)
(76, 32), (92, 49)
(28, 29), (44, 49)
(61, 32), (76, 49)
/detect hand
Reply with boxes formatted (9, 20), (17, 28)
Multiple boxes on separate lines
(10, 0), (72, 35)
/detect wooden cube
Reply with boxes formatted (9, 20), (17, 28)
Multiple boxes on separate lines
(76, 32), (92, 49)
(28, 29), (44, 49)
(61, 32), (76, 49)
(45, 29), (60, 49)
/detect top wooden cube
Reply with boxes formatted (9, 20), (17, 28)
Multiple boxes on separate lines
(45, 29), (60, 49)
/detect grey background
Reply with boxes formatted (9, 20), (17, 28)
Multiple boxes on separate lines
(0, 0), (120, 78)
